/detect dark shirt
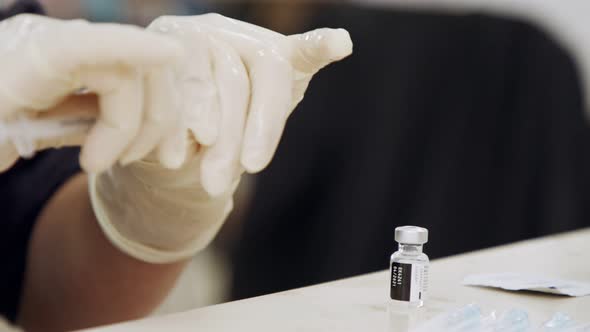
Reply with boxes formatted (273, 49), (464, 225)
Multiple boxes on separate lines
(0, 0), (43, 20)
(0, 150), (81, 321)
(231, 5), (590, 300)
(0, 1), (82, 323)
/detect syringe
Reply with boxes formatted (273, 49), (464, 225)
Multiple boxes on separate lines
(0, 113), (96, 158)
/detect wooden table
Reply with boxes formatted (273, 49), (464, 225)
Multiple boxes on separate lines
(86, 229), (590, 331)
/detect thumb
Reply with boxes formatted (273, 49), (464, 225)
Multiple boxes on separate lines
(288, 28), (353, 73)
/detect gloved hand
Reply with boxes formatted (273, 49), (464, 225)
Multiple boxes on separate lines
(90, 149), (238, 264)
(0, 14), (184, 173)
(90, 14), (353, 263)
(147, 14), (354, 196)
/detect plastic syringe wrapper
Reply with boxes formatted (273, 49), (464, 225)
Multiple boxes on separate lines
(410, 304), (589, 332)
(463, 273), (590, 297)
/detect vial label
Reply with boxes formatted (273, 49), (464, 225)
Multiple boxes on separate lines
(390, 262), (428, 302)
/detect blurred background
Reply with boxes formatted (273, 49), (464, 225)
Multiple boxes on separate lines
(40, 0), (228, 25)
(30, 0), (590, 317)
(39, 0), (317, 33)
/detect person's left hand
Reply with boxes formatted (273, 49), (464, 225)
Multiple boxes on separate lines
(147, 14), (353, 196)
(0, 14), (185, 173)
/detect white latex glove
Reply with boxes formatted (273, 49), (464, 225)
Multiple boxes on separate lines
(90, 150), (238, 264)
(90, 14), (353, 264)
(147, 14), (354, 196)
(0, 14), (184, 172)
(356, 0), (590, 110)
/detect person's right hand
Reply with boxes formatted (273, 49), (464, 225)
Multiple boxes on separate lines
(0, 14), (184, 173)
(147, 14), (353, 196)
(89, 14), (353, 264)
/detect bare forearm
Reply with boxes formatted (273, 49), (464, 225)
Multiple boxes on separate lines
(18, 173), (188, 332)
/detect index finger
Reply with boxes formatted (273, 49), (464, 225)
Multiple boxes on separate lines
(78, 68), (144, 173)
(288, 28), (353, 74)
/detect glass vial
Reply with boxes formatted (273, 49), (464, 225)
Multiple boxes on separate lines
(389, 226), (429, 308)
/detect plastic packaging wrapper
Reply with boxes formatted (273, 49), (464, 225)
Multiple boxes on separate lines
(463, 273), (590, 297)
(410, 305), (590, 332)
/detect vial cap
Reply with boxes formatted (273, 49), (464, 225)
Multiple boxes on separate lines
(395, 226), (428, 245)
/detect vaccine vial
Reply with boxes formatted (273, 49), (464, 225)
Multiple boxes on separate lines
(389, 226), (429, 308)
